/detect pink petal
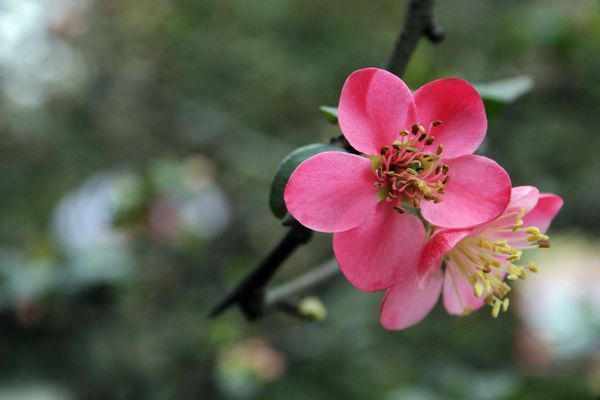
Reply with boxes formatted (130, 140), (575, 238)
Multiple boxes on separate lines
(522, 193), (563, 234)
(332, 203), (425, 292)
(470, 185), (540, 237)
(284, 152), (377, 233)
(508, 186), (540, 213)
(338, 68), (417, 155)
(418, 229), (471, 287)
(380, 269), (443, 330)
(413, 78), (487, 159)
(443, 261), (485, 315)
(420, 155), (511, 229)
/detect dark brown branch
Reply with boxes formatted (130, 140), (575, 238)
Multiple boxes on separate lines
(385, 0), (443, 77)
(207, 224), (312, 319)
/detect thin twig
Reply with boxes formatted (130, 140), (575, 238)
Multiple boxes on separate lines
(265, 259), (339, 307)
(386, 0), (443, 77)
(207, 224), (312, 319)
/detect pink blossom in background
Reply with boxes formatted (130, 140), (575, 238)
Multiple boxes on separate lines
(380, 186), (563, 330)
(284, 67), (511, 292)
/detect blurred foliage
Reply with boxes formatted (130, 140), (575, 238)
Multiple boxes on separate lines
(0, 0), (599, 399)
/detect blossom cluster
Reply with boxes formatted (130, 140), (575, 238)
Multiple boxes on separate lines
(284, 68), (563, 330)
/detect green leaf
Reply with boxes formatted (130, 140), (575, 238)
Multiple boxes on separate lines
(319, 106), (339, 124)
(269, 143), (346, 219)
(474, 76), (534, 102)
(474, 76), (534, 118)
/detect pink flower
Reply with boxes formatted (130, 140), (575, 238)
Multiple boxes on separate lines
(380, 186), (563, 330)
(284, 68), (511, 292)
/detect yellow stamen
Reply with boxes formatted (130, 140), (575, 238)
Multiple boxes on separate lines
(446, 220), (551, 319)
(492, 301), (502, 318)
(459, 306), (473, 316)
(474, 283), (484, 298)
(528, 261), (538, 273)
(502, 298), (510, 312)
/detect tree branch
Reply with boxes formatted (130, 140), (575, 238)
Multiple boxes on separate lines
(265, 259), (339, 307)
(207, 224), (312, 319)
(386, 0), (444, 77)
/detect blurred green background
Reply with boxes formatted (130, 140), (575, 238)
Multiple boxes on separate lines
(0, 0), (599, 399)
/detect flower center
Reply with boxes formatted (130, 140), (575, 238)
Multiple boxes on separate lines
(446, 208), (551, 317)
(370, 122), (448, 213)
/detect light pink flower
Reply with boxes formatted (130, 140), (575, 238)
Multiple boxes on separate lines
(284, 68), (511, 292)
(380, 186), (563, 330)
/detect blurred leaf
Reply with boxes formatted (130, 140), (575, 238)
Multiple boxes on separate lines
(474, 76), (534, 118)
(319, 106), (339, 124)
(475, 76), (534, 102)
(269, 144), (345, 219)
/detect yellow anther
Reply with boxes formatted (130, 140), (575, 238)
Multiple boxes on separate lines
(519, 268), (526, 279)
(508, 265), (520, 275)
(485, 279), (492, 294)
(484, 294), (494, 304)
(459, 306), (473, 316)
(525, 227), (540, 234)
(497, 245), (513, 255)
(399, 129), (410, 136)
(528, 261), (538, 273)
(507, 274), (518, 281)
(507, 251), (522, 262)
(492, 300), (502, 318)
(474, 283), (484, 298)
(502, 298), (510, 312)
